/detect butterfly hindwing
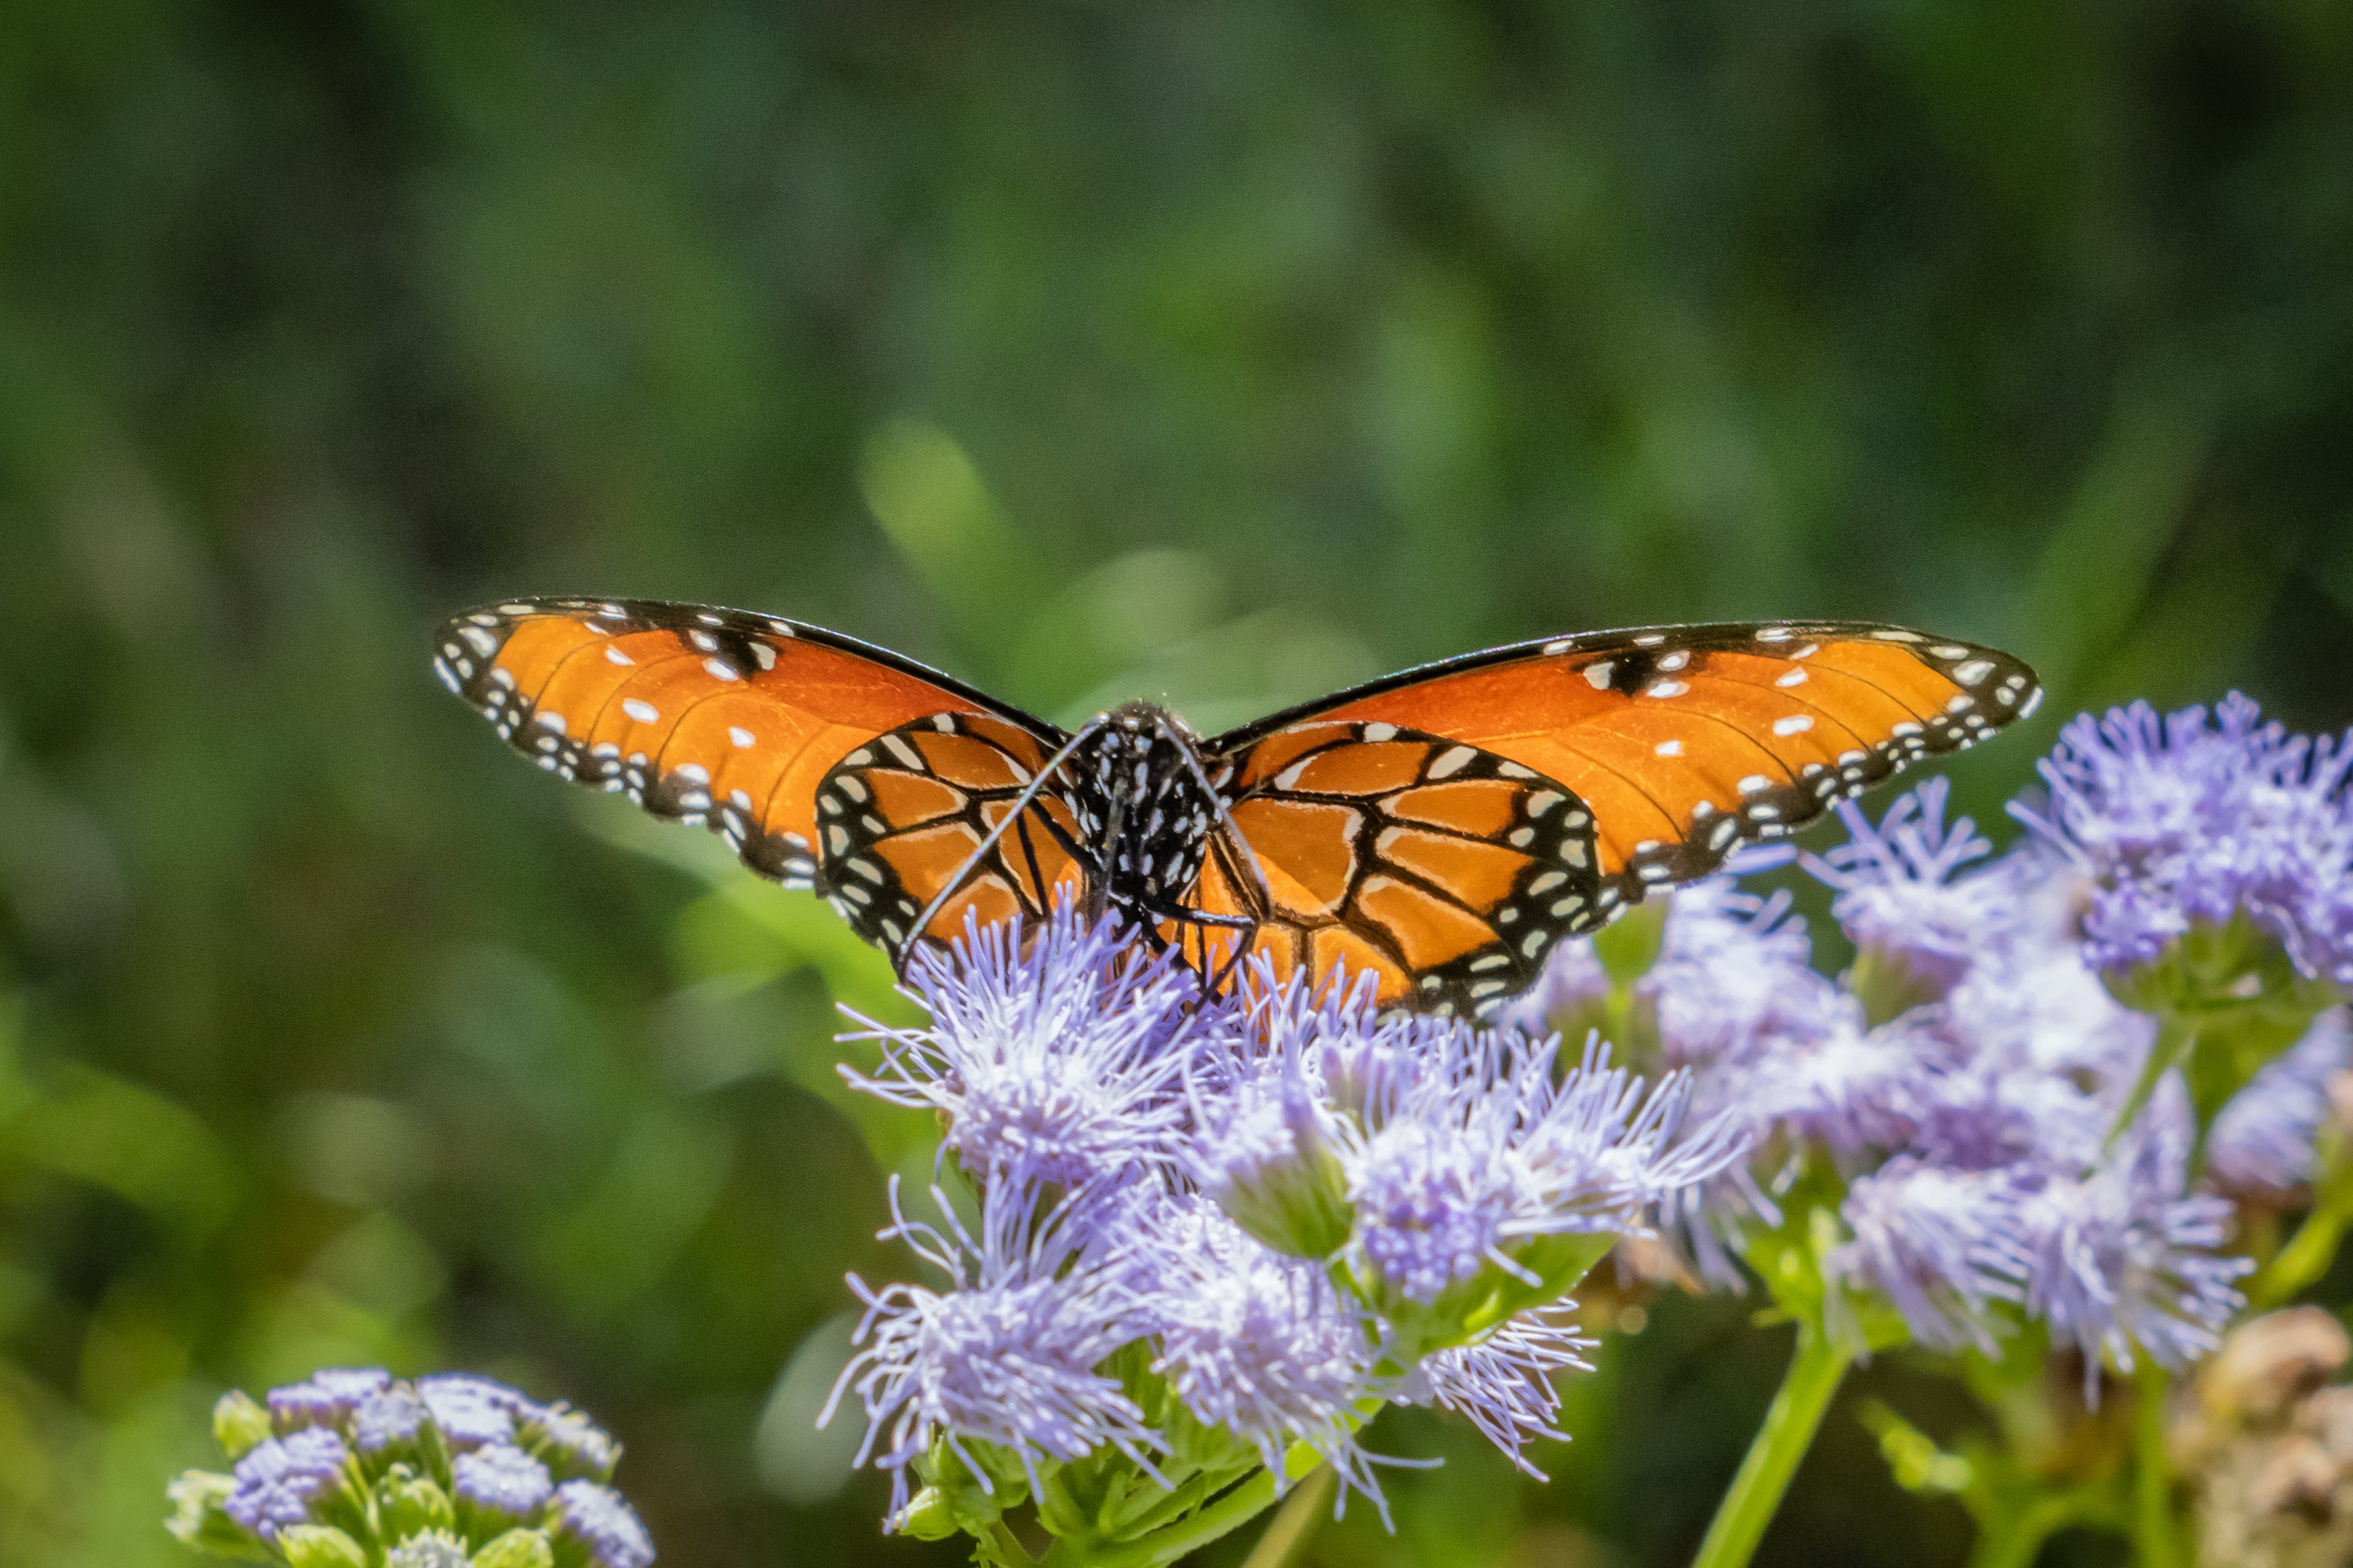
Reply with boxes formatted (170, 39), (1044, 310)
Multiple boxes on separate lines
(813, 712), (1086, 951)
(1172, 723), (1606, 1016)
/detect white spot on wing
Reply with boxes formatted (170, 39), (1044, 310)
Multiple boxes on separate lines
(622, 698), (660, 723)
(1773, 715), (1813, 736)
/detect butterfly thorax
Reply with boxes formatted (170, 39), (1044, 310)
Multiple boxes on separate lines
(1063, 701), (1224, 918)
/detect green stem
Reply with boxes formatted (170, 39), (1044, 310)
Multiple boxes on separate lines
(2106, 1012), (2197, 1161)
(1965, 1493), (2096, 1568)
(1238, 1467), (1335, 1568)
(1689, 1318), (1857, 1568)
(983, 1520), (1038, 1567)
(2253, 1198), (2350, 1308)
(2132, 1360), (2181, 1568)
(1041, 1468), (1284, 1568)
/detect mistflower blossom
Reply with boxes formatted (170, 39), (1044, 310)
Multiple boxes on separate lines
(842, 907), (1212, 1188)
(418, 1373), (536, 1451)
(1643, 877), (1845, 1075)
(267, 1367), (391, 1433)
(1142, 1195), (1386, 1506)
(224, 1427), (351, 1543)
(350, 1384), (428, 1457)
(548, 1480), (659, 1568)
(1341, 1024), (1744, 1314)
(2014, 694), (2353, 985)
(1188, 1050), (1355, 1259)
(453, 1442), (554, 1530)
(166, 1368), (649, 1567)
(2016, 1123), (2254, 1393)
(1403, 1305), (1593, 1477)
(825, 1177), (1163, 1519)
(1750, 1013), (1929, 1161)
(2209, 1009), (2352, 1200)
(385, 1534), (470, 1568)
(1835, 1158), (2031, 1352)
(1803, 780), (2020, 1012)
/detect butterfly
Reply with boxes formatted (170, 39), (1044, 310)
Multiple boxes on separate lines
(435, 598), (2040, 1018)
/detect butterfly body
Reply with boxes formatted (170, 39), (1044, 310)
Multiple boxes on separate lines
(437, 598), (2040, 1017)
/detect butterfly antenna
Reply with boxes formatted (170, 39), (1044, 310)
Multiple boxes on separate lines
(893, 717), (1108, 975)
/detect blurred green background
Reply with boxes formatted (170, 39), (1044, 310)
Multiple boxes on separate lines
(3, 3), (2350, 1565)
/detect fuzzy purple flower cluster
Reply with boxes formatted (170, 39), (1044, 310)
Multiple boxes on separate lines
(2015, 694), (2353, 986)
(1522, 694), (2353, 1393)
(166, 1367), (651, 1568)
(826, 914), (1744, 1539)
(816, 692), (2352, 1555)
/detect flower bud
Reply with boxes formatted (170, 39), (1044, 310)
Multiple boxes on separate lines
(277, 1525), (368, 1568)
(351, 1385), (430, 1470)
(212, 1391), (273, 1461)
(474, 1528), (558, 1568)
(454, 1443), (554, 1543)
(889, 1484), (963, 1541)
(377, 1464), (456, 1538)
(547, 1479), (655, 1568)
(165, 1470), (260, 1556)
(1593, 897), (1670, 989)
(270, 1369), (392, 1435)
(385, 1530), (472, 1568)
(1201, 1074), (1354, 1259)
(521, 1403), (620, 1483)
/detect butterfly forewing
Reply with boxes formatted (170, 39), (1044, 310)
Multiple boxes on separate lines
(1213, 621), (2037, 917)
(433, 599), (1077, 929)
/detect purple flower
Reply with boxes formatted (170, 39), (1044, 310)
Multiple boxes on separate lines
(1805, 782), (2024, 1011)
(1403, 1305), (1593, 1478)
(841, 908), (1210, 1188)
(1644, 880), (1845, 1073)
(349, 1384), (429, 1459)
(527, 1402), (622, 1483)
(1341, 1026), (1744, 1311)
(824, 1178), (1163, 1521)
(266, 1367), (391, 1434)
(452, 1441), (554, 1530)
(1188, 1048), (1355, 1259)
(548, 1479), (656, 1568)
(224, 1426), (349, 1541)
(1141, 1195), (1386, 1509)
(2209, 1009), (2352, 1200)
(2015, 1123), (2254, 1395)
(418, 1374), (539, 1452)
(2014, 695), (2353, 985)
(1914, 947), (2149, 1172)
(1836, 1158), (2031, 1351)
(386, 1534), (472, 1568)
(1749, 1013), (1930, 1160)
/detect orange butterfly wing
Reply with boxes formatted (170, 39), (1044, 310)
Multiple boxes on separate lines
(1166, 727), (1600, 1016)
(1199, 621), (2039, 1015)
(433, 598), (1084, 951)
